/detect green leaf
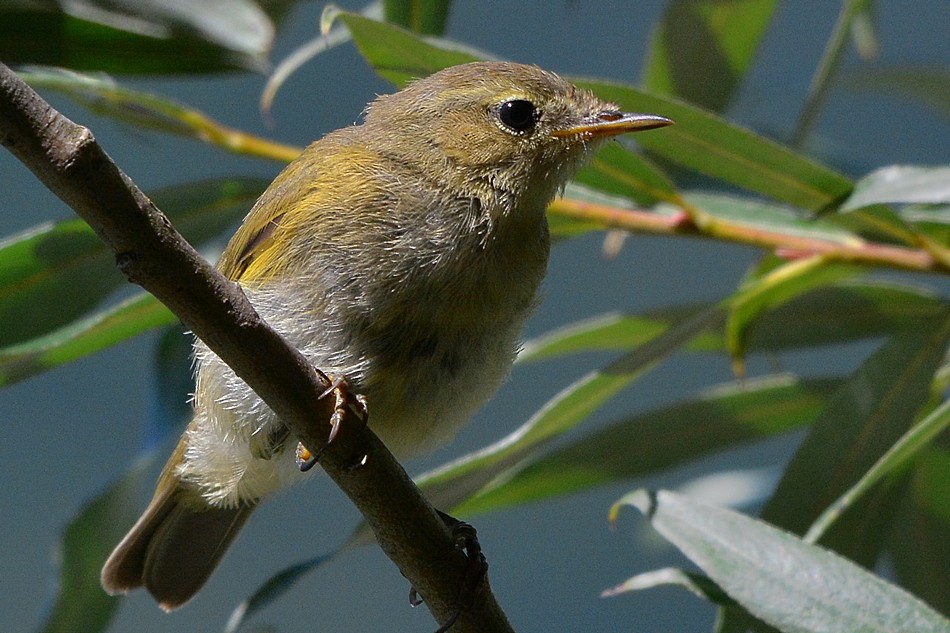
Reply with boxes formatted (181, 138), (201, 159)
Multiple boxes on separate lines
(520, 281), (945, 363)
(224, 554), (337, 633)
(573, 82), (854, 212)
(21, 69), (302, 161)
(336, 11), (480, 87)
(761, 313), (950, 541)
(0, 1), (277, 73)
(900, 204), (950, 247)
(0, 218), (123, 347)
(37, 456), (153, 633)
(742, 281), (948, 352)
(615, 489), (950, 633)
(519, 303), (711, 362)
(0, 292), (175, 387)
(0, 178), (266, 348)
(642, 0), (778, 112)
(725, 257), (861, 367)
(262, 3), (385, 117)
(805, 398), (950, 543)
(686, 192), (864, 244)
(848, 0), (879, 61)
(911, 444), (950, 525)
(788, 0), (873, 149)
(841, 165), (950, 211)
(454, 375), (839, 516)
(383, 0), (453, 35)
(889, 481), (950, 616)
(827, 203), (924, 246)
(602, 567), (737, 606)
(574, 143), (680, 206)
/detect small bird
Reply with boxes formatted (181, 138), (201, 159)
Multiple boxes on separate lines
(100, 61), (672, 610)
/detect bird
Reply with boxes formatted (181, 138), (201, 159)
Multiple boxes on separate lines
(100, 60), (672, 610)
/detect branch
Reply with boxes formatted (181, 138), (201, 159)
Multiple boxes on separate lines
(0, 62), (513, 633)
(549, 198), (947, 274)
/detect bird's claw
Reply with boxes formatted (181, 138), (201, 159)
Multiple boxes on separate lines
(410, 512), (488, 633)
(295, 374), (369, 472)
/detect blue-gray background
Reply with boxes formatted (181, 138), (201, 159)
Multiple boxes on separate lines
(1, 1), (947, 631)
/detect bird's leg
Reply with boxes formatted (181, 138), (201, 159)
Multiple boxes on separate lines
(295, 374), (369, 472)
(409, 511), (489, 633)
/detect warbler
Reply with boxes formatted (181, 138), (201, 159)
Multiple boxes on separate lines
(100, 61), (672, 610)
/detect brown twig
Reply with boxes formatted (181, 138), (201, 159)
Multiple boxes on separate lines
(549, 198), (946, 274)
(0, 62), (512, 633)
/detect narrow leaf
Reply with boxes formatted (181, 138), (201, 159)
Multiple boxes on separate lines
(743, 281), (947, 352)
(0, 219), (123, 347)
(0, 2), (275, 73)
(0, 292), (175, 387)
(224, 554), (337, 633)
(0, 178), (265, 348)
(902, 205), (950, 252)
(789, 0), (872, 148)
(574, 142), (681, 207)
(519, 303), (710, 362)
(336, 12), (480, 87)
(725, 257), (860, 368)
(602, 567), (736, 606)
(575, 82), (853, 212)
(841, 165), (950, 211)
(761, 312), (950, 540)
(642, 0), (778, 112)
(910, 444), (950, 525)
(617, 489), (950, 633)
(37, 457), (153, 633)
(383, 0), (453, 35)
(521, 282), (945, 363)
(889, 483), (950, 616)
(262, 3), (385, 116)
(805, 399), (950, 543)
(22, 70), (301, 162)
(684, 192), (861, 245)
(848, 0), (879, 60)
(454, 375), (838, 517)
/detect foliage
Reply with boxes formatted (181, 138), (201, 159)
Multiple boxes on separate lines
(1, 1), (948, 632)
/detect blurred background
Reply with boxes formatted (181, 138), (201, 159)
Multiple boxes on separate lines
(1, 1), (948, 631)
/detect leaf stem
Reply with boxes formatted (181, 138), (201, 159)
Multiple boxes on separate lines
(790, 0), (872, 148)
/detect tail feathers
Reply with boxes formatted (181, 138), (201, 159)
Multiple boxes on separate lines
(101, 484), (255, 611)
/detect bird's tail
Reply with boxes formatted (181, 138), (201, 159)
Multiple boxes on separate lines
(101, 474), (255, 611)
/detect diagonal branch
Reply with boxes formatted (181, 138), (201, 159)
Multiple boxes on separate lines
(0, 62), (513, 633)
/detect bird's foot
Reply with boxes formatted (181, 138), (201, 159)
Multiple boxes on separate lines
(409, 512), (488, 633)
(295, 374), (368, 472)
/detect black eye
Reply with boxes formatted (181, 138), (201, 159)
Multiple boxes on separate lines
(497, 99), (537, 133)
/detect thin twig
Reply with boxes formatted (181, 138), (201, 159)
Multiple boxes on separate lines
(548, 198), (945, 274)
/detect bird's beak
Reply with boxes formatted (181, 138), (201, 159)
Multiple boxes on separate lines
(553, 111), (674, 139)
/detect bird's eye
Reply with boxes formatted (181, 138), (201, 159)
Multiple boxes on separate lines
(497, 99), (537, 133)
